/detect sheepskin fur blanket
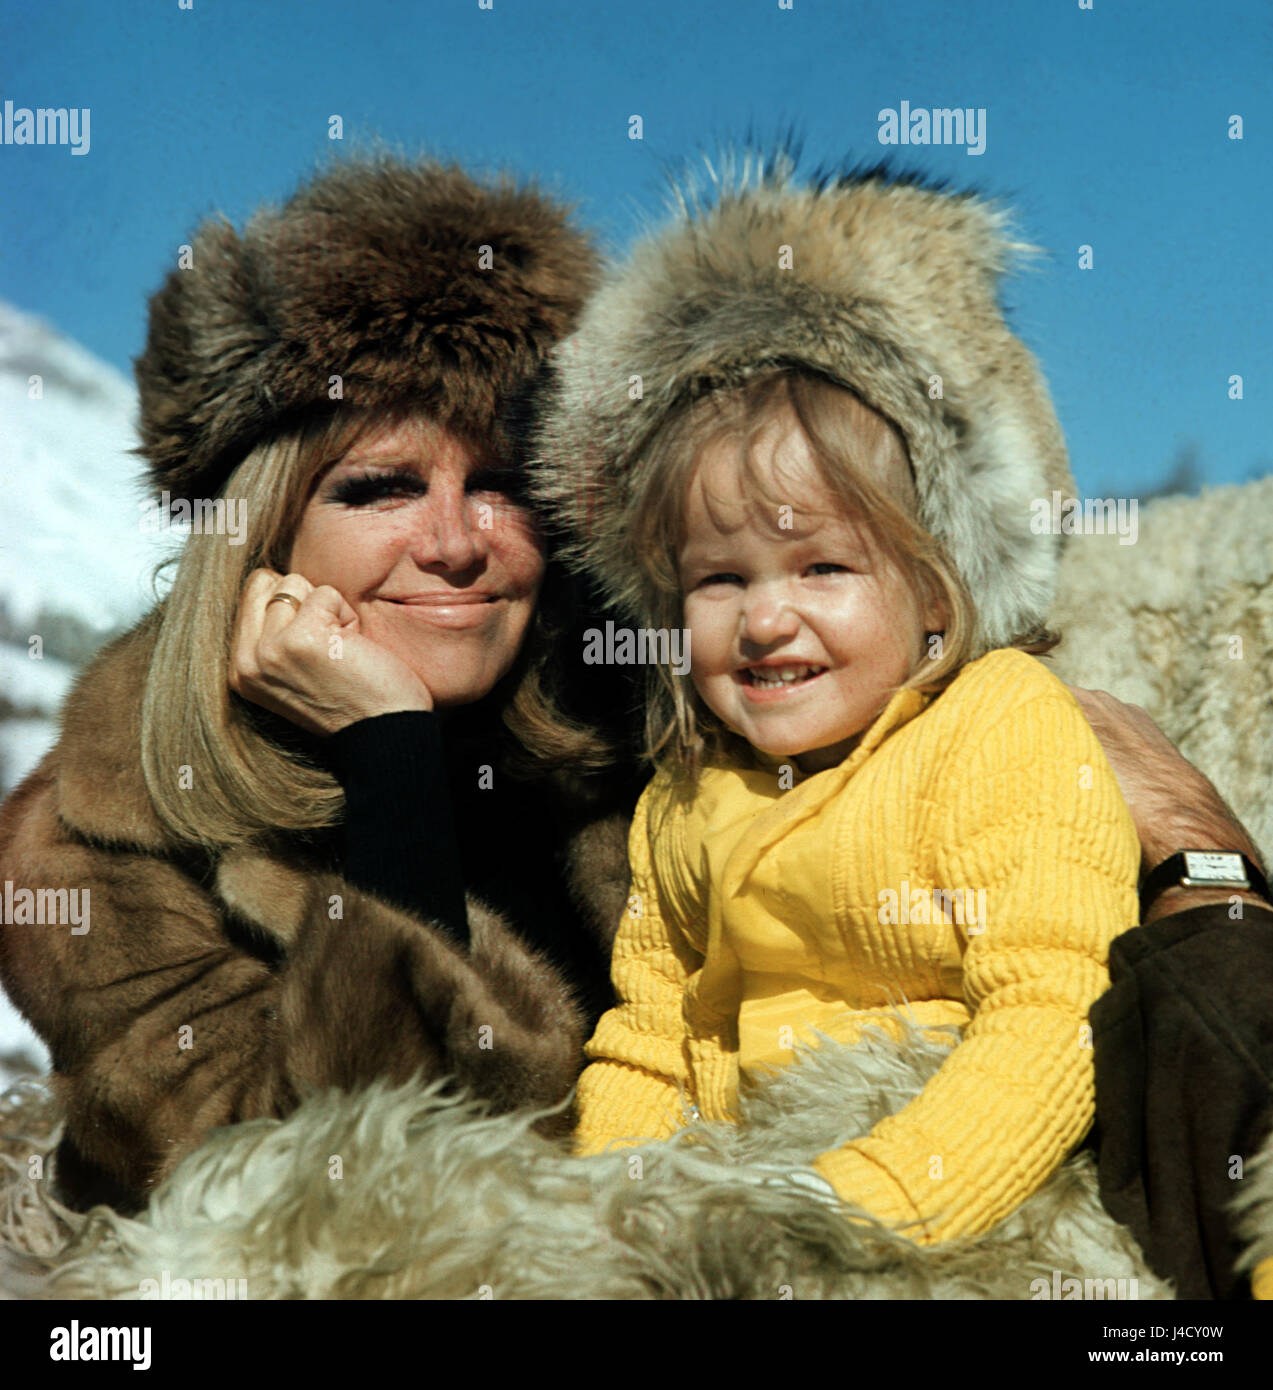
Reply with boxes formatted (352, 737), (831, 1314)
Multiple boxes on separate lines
(2, 476), (1271, 1301)
(3, 1019), (1168, 1301)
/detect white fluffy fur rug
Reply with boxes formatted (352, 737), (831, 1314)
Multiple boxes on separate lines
(2, 1018), (1168, 1300)
(1234, 1125), (1273, 1290)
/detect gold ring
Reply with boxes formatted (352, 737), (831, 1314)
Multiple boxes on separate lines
(267, 592), (302, 612)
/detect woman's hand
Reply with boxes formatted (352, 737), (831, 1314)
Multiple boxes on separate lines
(229, 570), (433, 736)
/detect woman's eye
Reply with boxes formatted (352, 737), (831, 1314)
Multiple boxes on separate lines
(467, 469), (528, 502)
(329, 471), (425, 506)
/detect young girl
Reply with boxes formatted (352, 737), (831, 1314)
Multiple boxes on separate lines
(536, 157), (1142, 1246)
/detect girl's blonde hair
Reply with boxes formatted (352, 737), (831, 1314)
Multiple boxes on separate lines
(141, 406), (613, 850)
(630, 369), (1058, 775)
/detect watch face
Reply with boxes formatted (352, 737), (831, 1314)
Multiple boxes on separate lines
(1182, 851), (1248, 885)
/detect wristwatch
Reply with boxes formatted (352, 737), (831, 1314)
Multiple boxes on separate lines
(1139, 850), (1273, 919)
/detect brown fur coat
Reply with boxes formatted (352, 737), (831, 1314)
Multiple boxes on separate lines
(0, 616), (631, 1215)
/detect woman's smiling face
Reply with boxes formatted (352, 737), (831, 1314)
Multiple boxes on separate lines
(286, 415), (546, 708)
(679, 408), (943, 774)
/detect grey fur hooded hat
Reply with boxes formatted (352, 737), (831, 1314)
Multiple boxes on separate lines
(532, 152), (1074, 648)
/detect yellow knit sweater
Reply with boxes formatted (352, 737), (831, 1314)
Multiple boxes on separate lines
(574, 648), (1141, 1244)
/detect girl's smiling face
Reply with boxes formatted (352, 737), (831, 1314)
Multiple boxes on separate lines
(679, 408), (944, 775)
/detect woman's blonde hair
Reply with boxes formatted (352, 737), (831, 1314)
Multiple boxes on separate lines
(141, 407), (613, 849)
(631, 369), (1057, 776)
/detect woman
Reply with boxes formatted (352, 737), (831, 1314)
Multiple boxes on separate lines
(0, 156), (640, 1215)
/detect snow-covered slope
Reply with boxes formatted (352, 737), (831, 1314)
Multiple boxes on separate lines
(0, 301), (175, 792)
(0, 301), (174, 1083)
(0, 992), (49, 1080)
(0, 299), (173, 629)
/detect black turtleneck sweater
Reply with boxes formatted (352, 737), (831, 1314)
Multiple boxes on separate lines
(319, 710), (627, 1033)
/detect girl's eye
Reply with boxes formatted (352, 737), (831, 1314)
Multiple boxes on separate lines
(807, 562), (852, 576)
(695, 572), (744, 588)
(329, 470), (425, 506)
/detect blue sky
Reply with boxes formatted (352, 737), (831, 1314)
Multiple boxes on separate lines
(3, 0), (1269, 498)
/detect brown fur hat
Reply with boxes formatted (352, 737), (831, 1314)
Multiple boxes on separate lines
(532, 151), (1074, 649)
(135, 155), (599, 503)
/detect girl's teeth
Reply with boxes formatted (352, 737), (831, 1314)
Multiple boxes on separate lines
(749, 665), (821, 686)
